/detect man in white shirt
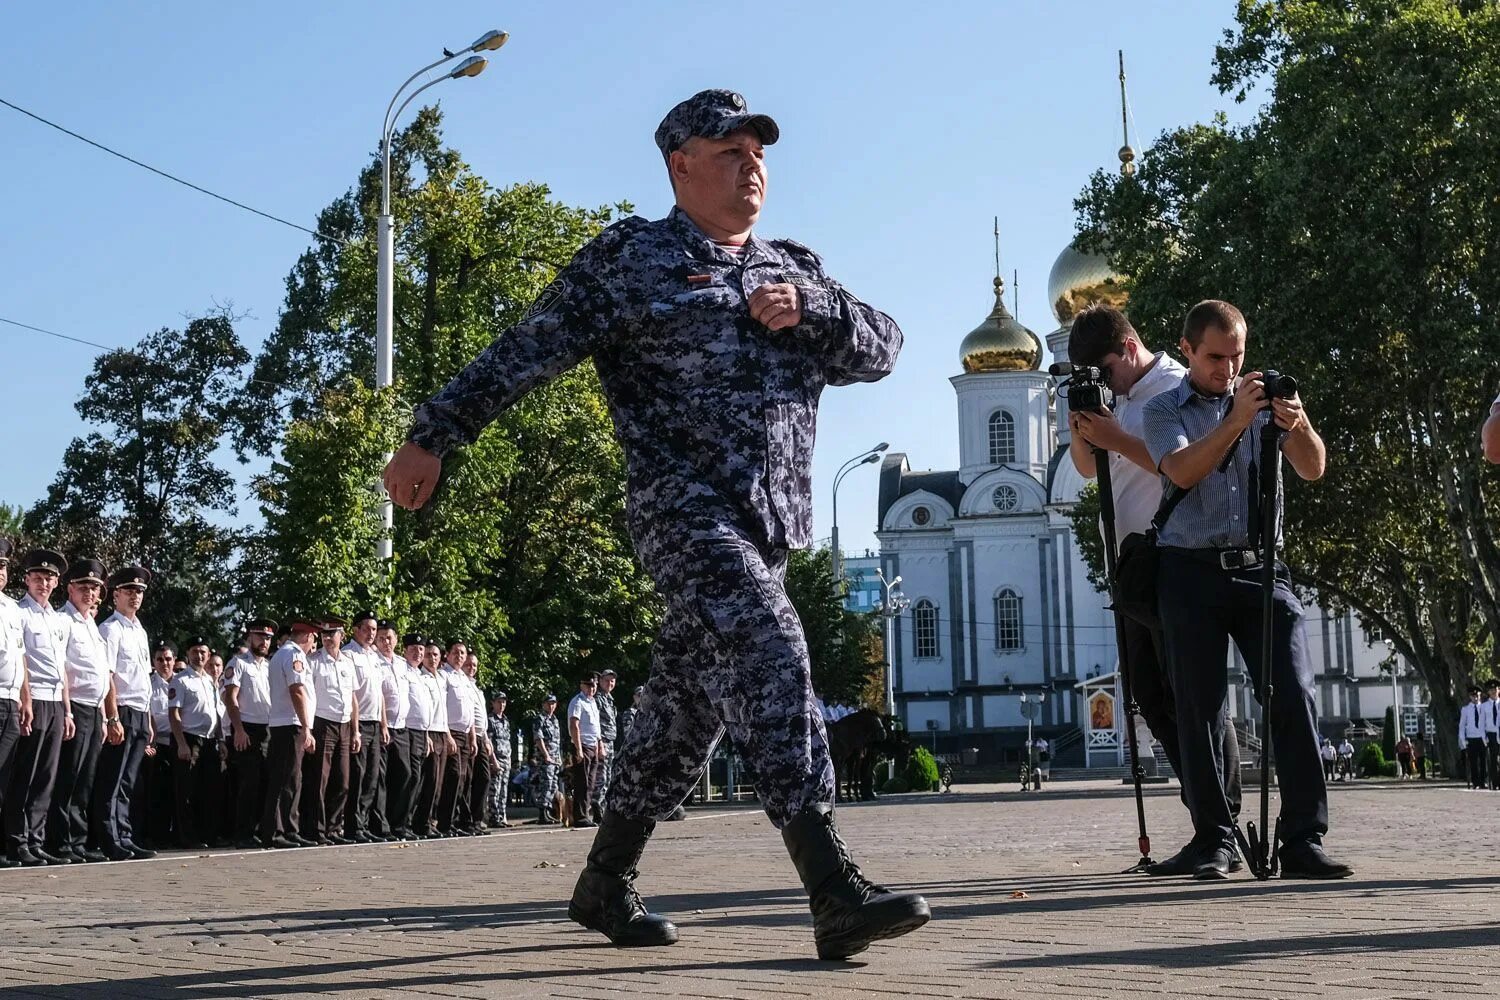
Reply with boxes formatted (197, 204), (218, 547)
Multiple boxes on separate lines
(93, 565), (156, 862)
(0, 540), (34, 870)
(1459, 686), (1488, 789)
(342, 611), (387, 843)
(6, 550), (74, 866)
(462, 653), (491, 834)
(412, 641), (454, 837)
(222, 618), (276, 849)
(1066, 306), (1241, 876)
(386, 632), (424, 839)
(48, 558), (113, 863)
(1483, 679), (1500, 791)
(307, 617), (360, 845)
(568, 672), (603, 830)
(263, 619), (318, 848)
(369, 619), (404, 840)
(169, 637), (222, 849)
(437, 640), (477, 835)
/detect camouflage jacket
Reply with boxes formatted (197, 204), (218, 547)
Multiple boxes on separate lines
(486, 712), (511, 759)
(409, 208), (903, 551)
(533, 713), (561, 762)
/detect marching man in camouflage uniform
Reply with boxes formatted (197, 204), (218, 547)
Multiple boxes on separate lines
(385, 88), (929, 959)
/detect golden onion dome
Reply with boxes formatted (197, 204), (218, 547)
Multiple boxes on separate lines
(1047, 241), (1130, 327)
(959, 275), (1042, 374)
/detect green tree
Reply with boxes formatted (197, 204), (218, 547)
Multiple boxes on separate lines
(784, 548), (884, 706)
(1073, 0), (1500, 774)
(245, 108), (657, 710)
(1064, 481), (1107, 593)
(24, 312), (250, 644)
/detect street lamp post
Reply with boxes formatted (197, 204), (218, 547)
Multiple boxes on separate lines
(1384, 638), (1401, 739)
(376, 29), (508, 563)
(830, 443), (888, 588)
(875, 569), (908, 721)
(1020, 691), (1047, 791)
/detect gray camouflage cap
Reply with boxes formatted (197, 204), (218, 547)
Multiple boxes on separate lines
(654, 89), (779, 158)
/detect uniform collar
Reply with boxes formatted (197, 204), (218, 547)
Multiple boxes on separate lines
(61, 600), (93, 622)
(666, 206), (775, 268)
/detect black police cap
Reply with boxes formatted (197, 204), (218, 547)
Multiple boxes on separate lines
(376, 619), (396, 631)
(108, 565), (152, 590)
(0, 539), (14, 565)
(22, 549), (68, 577)
(184, 636), (211, 651)
(492, 690), (508, 700)
(319, 615), (347, 633)
(351, 609), (377, 626)
(402, 632), (426, 649)
(63, 558), (107, 587)
(153, 639), (178, 657)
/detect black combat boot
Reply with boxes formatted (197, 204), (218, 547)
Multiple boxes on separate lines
(781, 805), (931, 960)
(567, 812), (678, 947)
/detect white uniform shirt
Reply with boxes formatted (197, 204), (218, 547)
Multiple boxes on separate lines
(410, 670), (446, 731)
(18, 595), (68, 702)
(382, 655), (410, 729)
(310, 648), (358, 724)
(1459, 702), (1486, 741)
(343, 640), (384, 726)
(223, 651), (273, 726)
(1482, 698), (1499, 736)
(1320, 743), (1336, 762)
(0, 592), (25, 703)
(149, 672), (174, 744)
(1337, 740), (1354, 756)
(442, 665), (474, 734)
(168, 667), (220, 738)
(268, 641), (312, 728)
(60, 601), (112, 709)
(1105, 352), (1189, 543)
(99, 612), (151, 713)
(467, 675), (485, 733)
(568, 692), (601, 748)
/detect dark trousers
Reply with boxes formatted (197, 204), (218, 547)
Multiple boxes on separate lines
(171, 733), (221, 845)
(0, 700), (24, 840)
(5, 700), (65, 853)
(469, 747), (492, 829)
(1157, 554), (1327, 851)
(1487, 734), (1499, 790)
(1465, 738), (1487, 789)
(414, 731), (448, 835)
(347, 720), (384, 837)
(232, 722), (271, 843)
(1119, 612), (1242, 819)
(48, 703), (103, 852)
(572, 743), (602, 820)
(438, 732), (473, 832)
(263, 725), (305, 840)
(92, 705), (149, 852)
(310, 717), (352, 841)
(384, 728), (414, 835)
(142, 743), (175, 846)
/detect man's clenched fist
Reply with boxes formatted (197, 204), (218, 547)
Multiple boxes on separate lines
(384, 442), (442, 510)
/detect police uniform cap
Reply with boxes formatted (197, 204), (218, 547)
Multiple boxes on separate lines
(599, 668), (617, 679)
(0, 539), (14, 565)
(351, 609), (377, 627)
(243, 618), (278, 636)
(319, 615), (347, 633)
(286, 616), (319, 635)
(446, 636), (469, 650)
(654, 89), (779, 158)
(543, 693), (558, 703)
(108, 565), (152, 590)
(184, 635), (212, 652)
(63, 557), (108, 587)
(22, 549), (68, 577)
(402, 632), (426, 649)
(376, 619), (396, 631)
(153, 639), (178, 657)
(493, 690), (508, 701)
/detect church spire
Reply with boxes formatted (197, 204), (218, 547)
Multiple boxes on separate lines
(1118, 50), (1137, 178)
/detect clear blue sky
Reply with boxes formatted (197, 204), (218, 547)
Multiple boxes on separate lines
(1, 1), (1255, 555)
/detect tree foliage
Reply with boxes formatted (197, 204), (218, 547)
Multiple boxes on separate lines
(22, 312), (249, 643)
(1073, 0), (1500, 771)
(784, 548), (884, 706)
(1064, 481), (1108, 593)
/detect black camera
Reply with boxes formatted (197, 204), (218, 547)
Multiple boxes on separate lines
(1261, 370), (1299, 400)
(1048, 362), (1112, 413)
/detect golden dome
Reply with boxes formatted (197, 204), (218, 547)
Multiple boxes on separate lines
(959, 276), (1042, 374)
(1047, 242), (1130, 326)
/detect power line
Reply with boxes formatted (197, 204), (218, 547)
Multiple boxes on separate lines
(0, 95), (345, 246)
(0, 315), (112, 351)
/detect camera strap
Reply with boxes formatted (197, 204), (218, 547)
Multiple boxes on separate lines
(1151, 436), (1240, 534)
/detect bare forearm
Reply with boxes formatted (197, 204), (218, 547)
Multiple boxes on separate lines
(290, 688), (311, 728)
(1284, 425), (1327, 481)
(1160, 419), (1247, 489)
(1068, 434), (1098, 479)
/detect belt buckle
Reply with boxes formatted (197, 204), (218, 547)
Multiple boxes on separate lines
(1219, 549), (1261, 571)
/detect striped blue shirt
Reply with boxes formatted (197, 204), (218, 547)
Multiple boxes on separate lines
(1141, 375), (1283, 550)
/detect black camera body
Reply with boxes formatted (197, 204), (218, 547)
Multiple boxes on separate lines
(1261, 370), (1299, 400)
(1048, 362), (1112, 414)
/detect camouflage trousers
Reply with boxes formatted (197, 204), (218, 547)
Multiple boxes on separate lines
(607, 530), (835, 828)
(488, 759), (510, 823)
(531, 761), (560, 807)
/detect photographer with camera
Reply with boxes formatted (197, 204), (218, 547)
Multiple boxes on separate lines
(1141, 300), (1349, 881)
(1064, 305), (1241, 877)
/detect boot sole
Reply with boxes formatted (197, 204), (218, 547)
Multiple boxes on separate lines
(815, 899), (932, 960)
(567, 903), (679, 947)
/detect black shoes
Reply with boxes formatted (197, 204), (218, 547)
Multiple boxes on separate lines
(104, 845), (135, 862)
(34, 847), (72, 866)
(568, 812), (679, 947)
(1192, 845), (1236, 880)
(781, 805), (931, 960)
(128, 845), (157, 860)
(14, 847), (46, 867)
(80, 848), (109, 864)
(1279, 841), (1353, 880)
(270, 835), (302, 850)
(1145, 842), (1203, 877)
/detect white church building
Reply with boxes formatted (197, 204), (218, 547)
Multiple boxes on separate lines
(873, 231), (1429, 770)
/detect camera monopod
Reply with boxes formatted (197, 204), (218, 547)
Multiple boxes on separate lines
(1092, 447), (1156, 874)
(1237, 371), (1297, 881)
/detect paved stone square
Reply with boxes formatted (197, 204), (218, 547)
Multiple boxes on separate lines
(0, 779), (1491, 999)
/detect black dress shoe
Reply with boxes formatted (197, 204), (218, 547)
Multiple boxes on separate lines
(1144, 842), (1205, 877)
(328, 835), (353, 846)
(233, 838), (262, 850)
(14, 847), (46, 867)
(351, 832), (373, 844)
(270, 835), (302, 849)
(104, 845), (135, 862)
(292, 834), (318, 847)
(34, 847), (72, 865)
(81, 848), (109, 863)
(1279, 841), (1353, 880)
(128, 845), (157, 860)
(1192, 846), (1235, 880)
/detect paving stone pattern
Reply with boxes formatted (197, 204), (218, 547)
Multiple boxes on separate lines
(0, 780), (1491, 999)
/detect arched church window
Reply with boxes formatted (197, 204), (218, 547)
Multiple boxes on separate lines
(911, 506), (931, 526)
(992, 484), (1019, 513)
(995, 589), (1022, 651)
(988, 411), (1016, 465)
(913, 600), (938, 658)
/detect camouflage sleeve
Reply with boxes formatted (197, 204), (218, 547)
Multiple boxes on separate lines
(776, 240), (903, 387)
(407, 227), (635, 457)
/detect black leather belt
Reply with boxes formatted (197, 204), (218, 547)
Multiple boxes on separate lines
(1161, 545), (1263, 571)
